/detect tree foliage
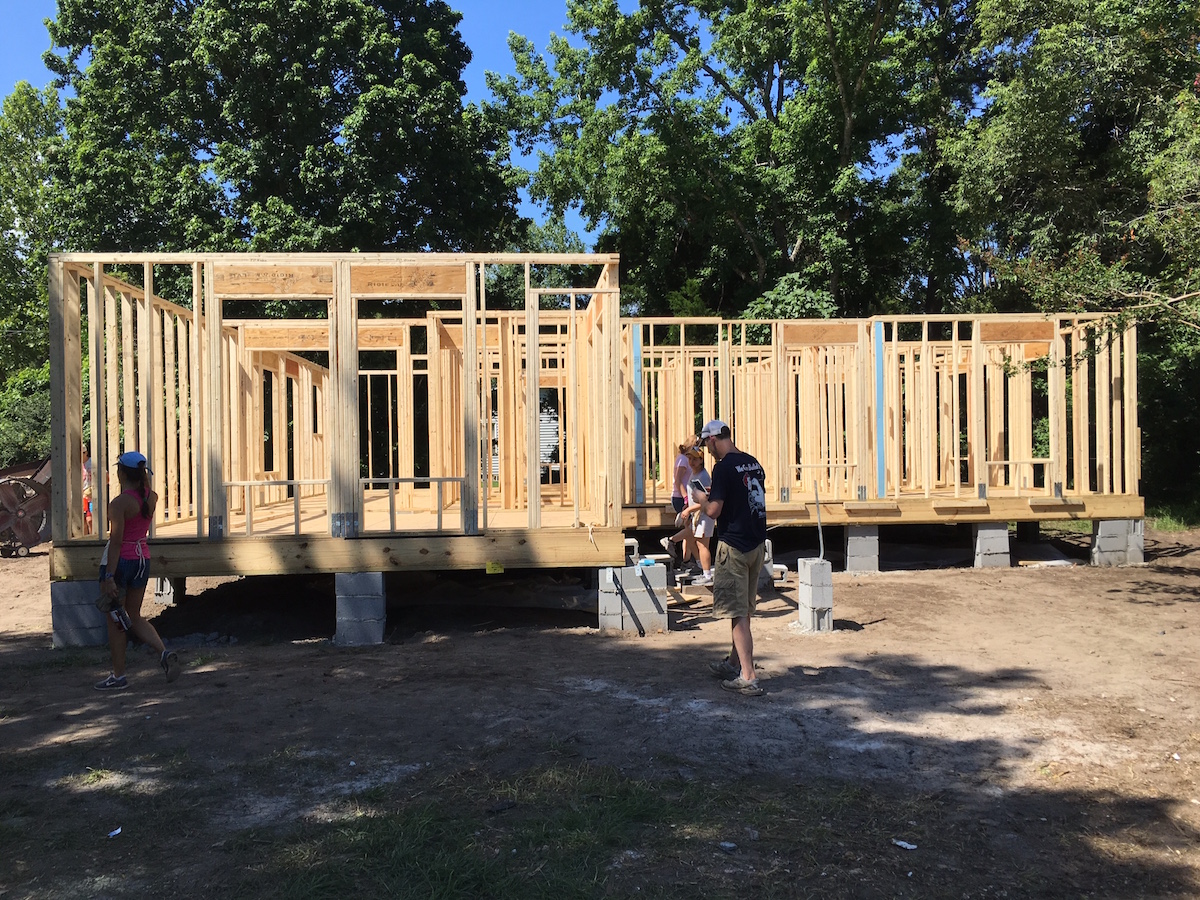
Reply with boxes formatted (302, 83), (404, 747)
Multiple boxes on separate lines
(483, 217), (593, 310)
(489, 0), (988, 316)
(953, 0), (1199, 268)
(45, 0), (523, 252)
(0, 83), (60, 384)
(0, 363), (53, 466)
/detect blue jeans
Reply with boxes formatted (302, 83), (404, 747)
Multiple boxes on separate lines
(101, 557), (151, 590)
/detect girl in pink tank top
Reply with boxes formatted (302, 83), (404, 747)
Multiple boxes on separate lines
(94, 450), (180, 691)
(117, 487), (152, 561)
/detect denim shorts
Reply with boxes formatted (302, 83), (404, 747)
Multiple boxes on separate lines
(100, 557), (152, 590)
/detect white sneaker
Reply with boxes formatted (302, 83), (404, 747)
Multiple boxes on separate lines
(692, 573), (713, 586)
(659, 537), (679, 562)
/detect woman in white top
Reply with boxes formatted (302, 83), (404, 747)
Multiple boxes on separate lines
(681, 453), (715, 584)
(670, 434), (698, 515)
(661, 449), (714, 582)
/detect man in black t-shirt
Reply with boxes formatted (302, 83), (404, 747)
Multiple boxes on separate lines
(697, 419), (767, 696)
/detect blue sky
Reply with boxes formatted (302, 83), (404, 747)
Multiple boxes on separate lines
(0, 0), (595, 239)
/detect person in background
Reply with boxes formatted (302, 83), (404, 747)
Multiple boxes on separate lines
(670, 434), (697, 516)
(81, 443), (93, 534)
(680, 449), (715, 584)
(94, 451), (180, 691)
(662, 447), (714, 576)
(696, 420), (768, 696)
(661, 434), (699, 562)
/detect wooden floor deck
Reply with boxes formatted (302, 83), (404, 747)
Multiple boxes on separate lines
(142, 488), (1143, 540)
(147, 490), (595, 539)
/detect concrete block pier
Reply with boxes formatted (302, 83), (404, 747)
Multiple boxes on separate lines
(795, 556), (834, 633)
(598, 563), (669, 634)
(335, 572), (386, 645)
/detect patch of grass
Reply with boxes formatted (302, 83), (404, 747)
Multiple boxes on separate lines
(229, 763), (966, 900)
(129, 748), (195, 775)
(1040, 519), (1093, 535)
(188, 653), (217, 668)
(8, 759), (1194, 898)
(80, 767), (116, 786)
(1146, 499), (1200, 532)
(347, 785), (389, 804)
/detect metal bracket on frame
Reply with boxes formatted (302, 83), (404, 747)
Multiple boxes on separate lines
(332, 513), (360, 539)
(207, 516), (225, 540)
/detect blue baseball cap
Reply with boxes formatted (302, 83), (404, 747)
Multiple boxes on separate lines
(116, 451), (151, 472)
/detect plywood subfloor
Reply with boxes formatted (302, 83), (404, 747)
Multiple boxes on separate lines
(151, 490), (594, 538)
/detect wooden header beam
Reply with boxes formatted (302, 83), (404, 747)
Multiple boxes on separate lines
(50, 252), (621, 266)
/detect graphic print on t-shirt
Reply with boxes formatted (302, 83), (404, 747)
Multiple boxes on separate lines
(744, 471), (766, 520)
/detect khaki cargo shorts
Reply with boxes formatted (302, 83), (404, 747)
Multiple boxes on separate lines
(711, 541), (766, 619)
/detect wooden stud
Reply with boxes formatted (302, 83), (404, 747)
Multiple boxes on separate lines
(1111, 331), (1123, 495)
(525, 263), (540, 529)
(204, 261), (227, 536)
(1124, 324), (1138, 491)
(103, 283), (118, 494)
(87, 265), (107, 538)
(163, 309), (178, 519)
(121, 289), (135, 459)
(971, 320), (986, 496)
(1077, 323), (1092, 494)
(1095, 327), (1111, 494)
(463, 262), (480, 535)
(48, 259), (74, 548)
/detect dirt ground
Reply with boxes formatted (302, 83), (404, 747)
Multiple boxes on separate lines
(1, 526), (1199, 898)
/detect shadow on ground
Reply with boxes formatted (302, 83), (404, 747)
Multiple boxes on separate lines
(1, 621), (1195, 898)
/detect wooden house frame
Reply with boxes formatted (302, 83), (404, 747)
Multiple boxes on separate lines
(621, 315), (1142, 527)
(47, 252), (1141, 584)
(48, 253), (626, 580)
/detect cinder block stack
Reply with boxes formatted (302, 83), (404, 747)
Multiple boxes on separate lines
(795, 557), (833, 633)
(335, 572), (386, 645)
(598, 563), (668, 633)
(972, 523), (1011, 568)
(51, 581), (108, 647)
(1090, 519), (1144, 566)
(844, 525), (880, 573)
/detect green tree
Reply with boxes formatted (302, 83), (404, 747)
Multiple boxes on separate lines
(889, 0), (989, 313)
(0, 83), (62, 467)
(483, 217), (593, 309)
(978, 88), (1200, 500)
(952, 0), (1199, 275)
(0, 82), (61, 383)
(45, 0), (523, 253)
(0, 364), (53, 466)
(489, 0), (922, 317)
(490, 0), (999, 317)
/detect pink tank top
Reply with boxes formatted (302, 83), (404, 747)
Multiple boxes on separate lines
(118, 489), (152, 561)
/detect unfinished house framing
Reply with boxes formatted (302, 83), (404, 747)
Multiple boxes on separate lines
(49, 252), (624, 585)
(47, 252), (1143, 642)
